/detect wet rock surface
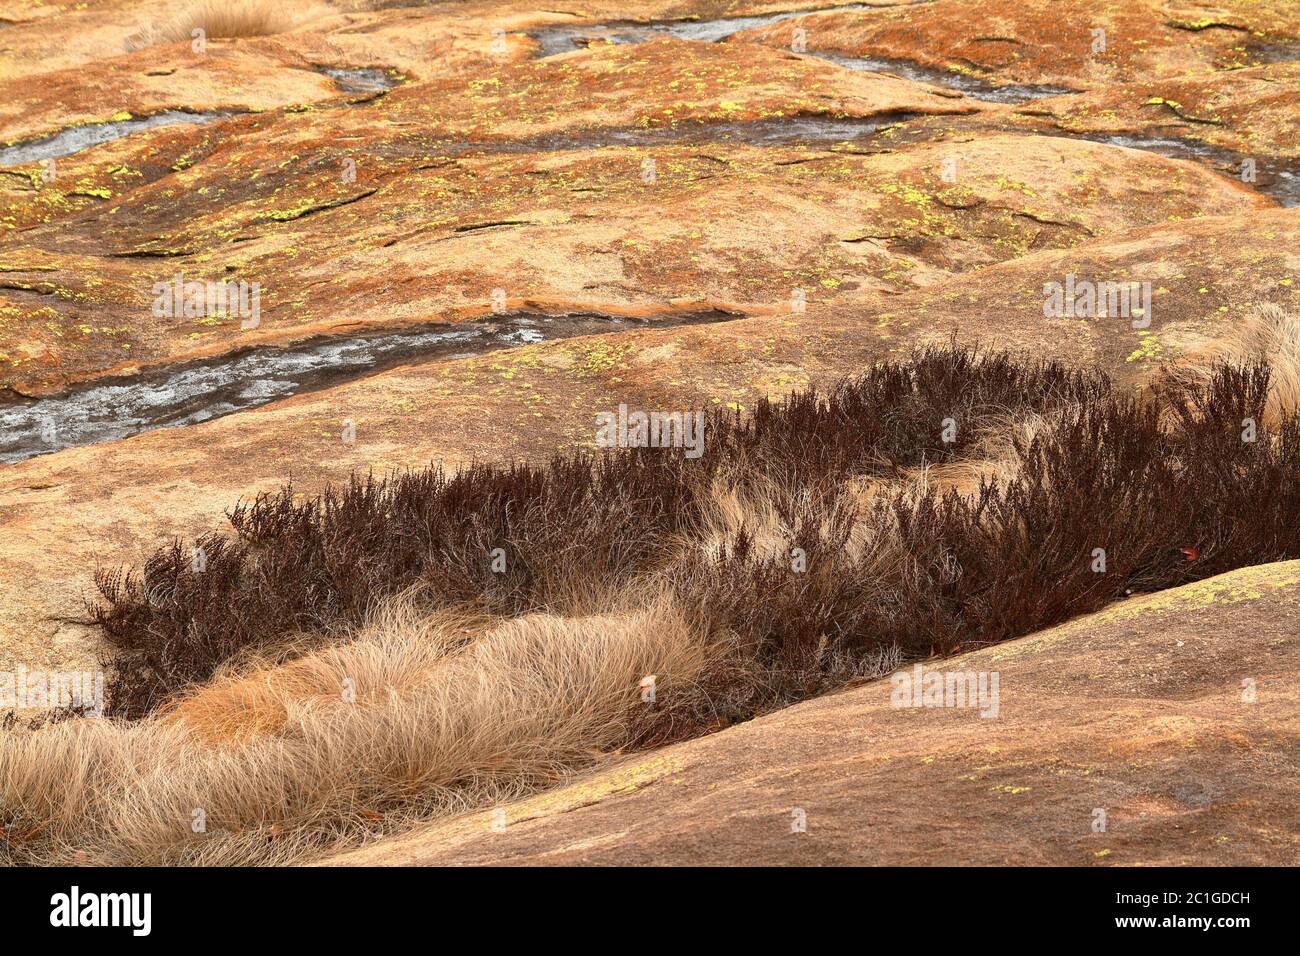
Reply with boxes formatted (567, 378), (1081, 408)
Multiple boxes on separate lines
(0, 121), (1264, 396)
(0, 110), (233, 167)
(0, 308), (738, 463)
(734, 0), (1300, 90)
(1008, 60), (1300, 204)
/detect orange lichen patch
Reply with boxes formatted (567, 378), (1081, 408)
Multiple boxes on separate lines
(1012, 61), (1300, 161)
(0, 46), (337, 147)
(377, 34), (980, 142)
(0, 0), (918, 138)
(0, 120), (1264, 395)
(0, 0), (531, 87)
(863, 206), (1300, 377)
(735, 0), (1300, 90)
(2, 31), (980, 228)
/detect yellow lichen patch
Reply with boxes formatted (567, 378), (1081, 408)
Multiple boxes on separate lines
(569, 340), (633, 377)
(1125, 330), (1163, 363)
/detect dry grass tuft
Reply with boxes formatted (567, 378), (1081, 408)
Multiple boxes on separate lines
(127, 0), (332, 50)
(1, 599), (705, 865)
(1160, 302), (1300, 427)
(909, 408), (1062, 495)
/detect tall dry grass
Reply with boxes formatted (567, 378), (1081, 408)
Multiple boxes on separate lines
(0, 599), (706, 865)
(1159, 302), (1300, 427)
(126, 0), (333, 50)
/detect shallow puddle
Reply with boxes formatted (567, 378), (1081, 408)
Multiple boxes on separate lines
(0, 111), (229, 167)
(1085, 133), (1300, 207)
(0, 309), (740, 464)
(0, 66), (399, 168)
(814, 52), (1077, 103)
(1250, 43), (1300, 63)
(488, 113), (913, 153)
(532, 3), (877, 57)
(532, 3), (1073, 104)
(315, 66), (401, 94)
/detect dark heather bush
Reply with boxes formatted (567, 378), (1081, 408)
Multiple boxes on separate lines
(91, 347), (1300, 722)
(631, 362), (1300, 743)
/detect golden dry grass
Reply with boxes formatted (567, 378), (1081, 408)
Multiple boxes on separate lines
(690, 470), (904, 567)
(684, 412), (1058, 577)
(127, 0), (333, 50)
(1160, 302), (1300, 427)
(0, 599), (706, 865)
(905, 408), (1061, 496)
